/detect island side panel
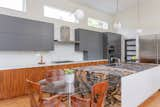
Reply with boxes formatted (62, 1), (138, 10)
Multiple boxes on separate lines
(121, 65), (160, 107)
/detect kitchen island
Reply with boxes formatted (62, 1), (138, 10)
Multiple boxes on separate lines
(76, 63), (158, 107)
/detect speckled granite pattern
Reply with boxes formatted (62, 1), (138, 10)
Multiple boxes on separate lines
(77, 63), (158, 77)
(76, 63), (158, 107)
(112, 63), (158, 72)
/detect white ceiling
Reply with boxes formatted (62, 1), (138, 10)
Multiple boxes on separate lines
(70, 0), (144, 14)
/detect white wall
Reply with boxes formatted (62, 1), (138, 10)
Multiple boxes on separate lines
(0, 0), (113, 66)
(117, 0), (160, 37)
(116, 0), (160, 60)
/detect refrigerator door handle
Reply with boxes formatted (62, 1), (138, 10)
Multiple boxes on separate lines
(155, 35), (158, 64)
(156, 34), (160, 64)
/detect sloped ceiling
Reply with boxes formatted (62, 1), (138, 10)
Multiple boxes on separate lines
(70, 0), (145, 14)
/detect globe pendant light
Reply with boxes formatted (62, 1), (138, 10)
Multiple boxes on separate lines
(74, 9), (85, 20)
(136, 28), (143, 34)
(113, 0), (122, 29)
(113, 21), (122, 29)
(136, 0), (143, 34)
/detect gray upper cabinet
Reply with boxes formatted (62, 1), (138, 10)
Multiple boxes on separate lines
(75, 29), (122, 60)
(87, 31), (103, 60)
(75, 29), (89, 51)
(0, 14), (54, 51)
(75, 29), (103, 60)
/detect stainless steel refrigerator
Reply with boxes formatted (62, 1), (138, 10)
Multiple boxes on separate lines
(139, 35), (160, 63)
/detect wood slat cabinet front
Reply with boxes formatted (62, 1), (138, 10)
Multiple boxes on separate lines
(0, 67), (46, 99)
(0, 60), (107, 100)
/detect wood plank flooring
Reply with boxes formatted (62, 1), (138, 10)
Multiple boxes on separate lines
(0, 96), (30, 107)
(1, 91), (160, 107)
(139, 91), (160, 107)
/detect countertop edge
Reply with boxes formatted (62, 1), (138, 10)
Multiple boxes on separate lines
(0, 59), (108, 70)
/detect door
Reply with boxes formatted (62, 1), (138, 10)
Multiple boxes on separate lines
(139, 35), (157, 63)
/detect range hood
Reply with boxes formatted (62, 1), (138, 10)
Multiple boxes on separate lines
(60, 26), (70, 41)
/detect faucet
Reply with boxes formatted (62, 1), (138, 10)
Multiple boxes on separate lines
(110, 57), (121, 66)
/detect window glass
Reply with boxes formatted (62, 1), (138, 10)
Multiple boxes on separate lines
(0, 0), (26, 11)
(44, 6), (79, 23)
(88, 17), (108, 30)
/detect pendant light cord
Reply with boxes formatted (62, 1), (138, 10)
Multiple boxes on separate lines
(116, 0), (118, 14)
(114, 0), (122, 29)
(115, 0), (119, 15)
(114, 0), (119, 20)
(137, 0), (140, 26)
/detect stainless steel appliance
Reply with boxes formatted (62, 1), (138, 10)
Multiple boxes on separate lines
(139, 35), (160, 63)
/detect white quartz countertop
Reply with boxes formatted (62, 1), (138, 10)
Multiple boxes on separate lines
(0, 59), (107, 70)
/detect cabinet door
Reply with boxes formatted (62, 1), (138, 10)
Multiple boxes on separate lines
(78, 29), (89, 51)
(76, 29), (103, 60)
(139, 35), (157, 63)
(102, 34), (108, 59)
(0, 14), (54, 51)
(87, 32), (103, 60)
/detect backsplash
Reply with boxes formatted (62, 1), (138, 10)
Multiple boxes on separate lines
(0, 43), (83, 67)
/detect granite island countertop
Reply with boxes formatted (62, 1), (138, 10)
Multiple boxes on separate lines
(76, 63), (158, 77)
(75, 63), (159, 107)
(111, 63), (158, 72)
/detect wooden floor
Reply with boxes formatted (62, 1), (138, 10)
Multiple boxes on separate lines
(139, 91), (160, 107)
(1, 91), (160, 107)
(0, 96), (30, 107)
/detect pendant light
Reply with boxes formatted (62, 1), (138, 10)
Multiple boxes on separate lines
(74, 9), (85, 20)
(136, 0), (143, 34)
(113, 0), (122, 29)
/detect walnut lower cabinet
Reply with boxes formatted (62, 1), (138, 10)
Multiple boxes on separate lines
(0, 60), (107, 100)
(0, 67), (46, 100)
